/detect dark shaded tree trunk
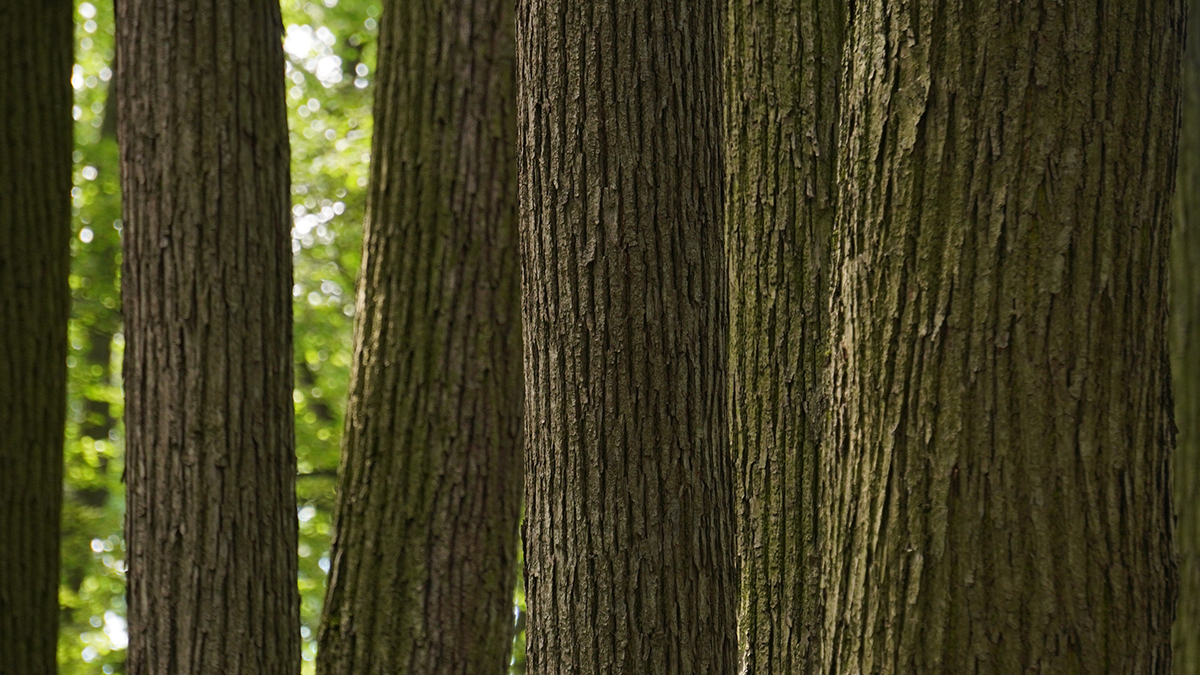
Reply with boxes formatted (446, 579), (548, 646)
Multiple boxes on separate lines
(724, 1), (843, 672)
(822, 2), (1182, 672)
(1172, 0), (1200, 669)
(516, 1), (736, 673)
(0, 3), (73, 673)
(116, 1), (299, 673)
(315, 0), (523, 671)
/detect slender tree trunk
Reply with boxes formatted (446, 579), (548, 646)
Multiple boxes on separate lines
(724, 1), (843, 672)
(822, 1), (1182, 672)
(517, 1), (735, 673)
(116, 2), (299, 673)
(0, 4), (73, 673)
(315, 0), (523, 671)
(1173, 0), (1200, 669)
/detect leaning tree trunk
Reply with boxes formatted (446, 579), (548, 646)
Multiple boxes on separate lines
(315, 0), (523, 671)
(0, 4), (73, 673)
(517, 1), (736, 673)
(116, 1), (299, 673)
(1172, 0), (1200, 669)
(724, 1), (843, 672)
(822, 1), (1182, 673)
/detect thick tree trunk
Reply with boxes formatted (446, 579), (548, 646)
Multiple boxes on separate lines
(1173, 0), (1200, 670)
(823, 2), (1182, 672)
(724, 1), (842, 672)
(116, 2), (299, 673)
(517, 1), (736, 673)
(0, 4), (73, 673)
(315, 0), (523, 672)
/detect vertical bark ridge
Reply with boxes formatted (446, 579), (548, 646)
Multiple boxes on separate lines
(117, 1), (299, 672)
(1172, 0), (1200, 669)
(517, 0), (736, 673)
(824, 1), (1181, 672)
(0, 3), (73, 673)
(315, 0), (524, 671)
(724, 0), (843, 672)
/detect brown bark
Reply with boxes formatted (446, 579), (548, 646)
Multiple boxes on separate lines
(315, 0), (523, 672)
(0, 3), (74, 673)
(116, 1), (299, 673)
(822, 1), (1182, 672)
(1173, 0), (1200, 669)
(517, 1), (736, 673)
(724, 0), (843, 672)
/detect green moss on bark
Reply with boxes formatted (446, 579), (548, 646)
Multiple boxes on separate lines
(315, 0), (524, 672)
(724, 0), (844, 672)
(825, 1), (1182, 671)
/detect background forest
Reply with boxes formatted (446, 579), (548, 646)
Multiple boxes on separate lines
(19, 0), (1191, 672)
(56, 1), (525, 672)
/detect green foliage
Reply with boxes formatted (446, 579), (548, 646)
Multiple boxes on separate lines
(280, 1), (376, 669)
(59, 2), (126, 672)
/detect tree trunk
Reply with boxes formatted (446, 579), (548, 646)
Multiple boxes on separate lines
(116, 1), (299, 673)
(0, 4), (73, 673)
(315, 0), (523, 671)
(822, 1), (1181, 672)
(724, 1), (843, 672)
(1172, 0), (1200, 670)
(517, 1), (736, 673)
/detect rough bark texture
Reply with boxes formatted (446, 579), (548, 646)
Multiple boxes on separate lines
(823, 1), (1182, 672)
(0, 4), (73, 673)
(724, 1), (842, 672)
(116, 2), (299, 673)
(315, 0), (523, 671)
(1173, 0), (1200, 669)
(517, 1), (736, 673)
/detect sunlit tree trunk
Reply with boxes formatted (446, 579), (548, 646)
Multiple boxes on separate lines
(315, 0), (523, 671)
(823, 1), (1182, 672)
(0, 3), (73, 673)
(724, 1), (843, 671)
(517, 1), (736, 673)
(116, 1), (299, 672)
(1172, 0), (1200, 670)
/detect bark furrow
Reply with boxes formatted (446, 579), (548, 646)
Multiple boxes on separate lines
(1172, 0), (1200, 669)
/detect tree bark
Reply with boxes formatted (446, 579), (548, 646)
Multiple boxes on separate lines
(517, 1), (736, 673)
(315, 0), (523, 672)
(1172, 0), (1200, 670)
(0, 4), (73, 673)
(823, 1), (1182, 672)
(116, 2), (299, 673)
(724, 1), (843, 672)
